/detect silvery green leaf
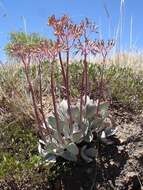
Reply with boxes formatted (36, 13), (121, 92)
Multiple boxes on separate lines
(58, 99), (68, 114)
(70, 105), (80, 122)
(85, 95), (91, 105)
(66, 142), (79, 155)
(59, 111), (68, 122)
(59, 99), (68, 110)
(52, 132), (64, 146)
(99, 102), (109, 118)
(82, 120), (89, 135)
(72, 123), (82, 143)
(76, 100), (86, 114)
(58, 117), (70, 139)
(62, 123), (70, 139)
(73, 123), (80, 133)
(57, 99), (69, 122)
(86, 103), (97, 119)
(48, 116), (69, 139)
(48, 116), (57, 130)
(81, 145), (93, 163)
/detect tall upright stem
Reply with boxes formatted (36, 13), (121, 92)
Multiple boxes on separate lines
(84, 53), (88, 104)
(21, 57), (44, 139)
(38, 63), (52, 140)
(58, 52), (66, 88)
(79, 64), (85, 129)
(38, 63), (43, 110)
(96, 54), (106, 116)
(66, 49), (73, 131)
(51, 62), (64, 143)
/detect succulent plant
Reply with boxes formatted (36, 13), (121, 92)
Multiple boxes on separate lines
(6, 15), (115, 165)
(38, 96), (117, 163)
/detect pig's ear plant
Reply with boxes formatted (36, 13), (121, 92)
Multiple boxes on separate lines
(38, 15), (116, 163)
(7, 15), (116, 164)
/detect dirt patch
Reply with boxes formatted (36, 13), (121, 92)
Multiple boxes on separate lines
(112, 106), (143, 190)
(52, 105), (143, 190)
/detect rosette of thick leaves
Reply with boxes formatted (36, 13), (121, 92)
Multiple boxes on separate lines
(38, 96), (117, 162)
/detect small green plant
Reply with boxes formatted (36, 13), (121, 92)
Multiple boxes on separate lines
(0, 122), (38, 178)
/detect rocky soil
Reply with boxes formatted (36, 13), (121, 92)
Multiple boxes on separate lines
(109, 104), (143, 190)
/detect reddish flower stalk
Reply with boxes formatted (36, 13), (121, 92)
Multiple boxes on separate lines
(48, 15), (79, 129)
(38, 62), (52, 141)
(79, 65), (85, 129)
(51, 62), (64, 144)
(83, 52), (88, 104)
(58, 51), (66, 88)
(35, 39), (63, 140)
(96, 55), (106, 116)
(38, 63), (43, 109)
(21, 56), (44, 139)
(95, 40), (115, 116)
(65, 48), (73, 132)
(8, 42), (57, 141)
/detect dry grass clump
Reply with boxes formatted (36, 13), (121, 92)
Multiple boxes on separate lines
(0, 62), (35, 126)
(1, 51), (143, 128)
(112, 51), (143, 70)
